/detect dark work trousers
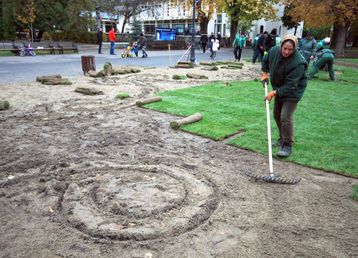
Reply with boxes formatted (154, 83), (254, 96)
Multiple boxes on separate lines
(252, 48), (262, 63)
(98, 41), (102, 54)
(233, 47), (243, 61)
(201, 43), (207, 53)
(273, 99), (298, 146)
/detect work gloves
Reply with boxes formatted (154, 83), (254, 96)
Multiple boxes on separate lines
(265, 91), (276, 101)
(261, 72), (269, 86)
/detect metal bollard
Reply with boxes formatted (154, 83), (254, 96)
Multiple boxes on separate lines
(81, 55), (96, 75)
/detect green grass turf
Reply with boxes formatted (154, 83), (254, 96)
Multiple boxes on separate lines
(336, 58), (358, 64)
(146, 67), (358, 177)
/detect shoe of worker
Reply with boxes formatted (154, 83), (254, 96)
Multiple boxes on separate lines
(277, 144), (292, 158)
(272, 139), (283, 147)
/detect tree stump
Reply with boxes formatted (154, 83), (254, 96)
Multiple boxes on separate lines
(170, 113), (203, 129)
(81, 55), (96, 75)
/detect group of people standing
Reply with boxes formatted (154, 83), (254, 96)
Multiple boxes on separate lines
(97, 27), (148, 58)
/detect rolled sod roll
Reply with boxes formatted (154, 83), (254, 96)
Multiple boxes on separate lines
(170, 112), (203, 129)
(36, 74), (62, 83)
(136, 96), (162, 107)
(0, 100), (10, 110)
(75, 87), (104, 95)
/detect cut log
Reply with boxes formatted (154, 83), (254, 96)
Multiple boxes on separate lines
(0, 100), (10, 111)
(170, 113), (203, 129)
(186, 73), (208, 79)
(75, 87), (104, 95)
(136, 96), (162, 107)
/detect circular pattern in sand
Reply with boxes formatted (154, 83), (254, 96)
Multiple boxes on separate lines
(61, 165), (217, 240)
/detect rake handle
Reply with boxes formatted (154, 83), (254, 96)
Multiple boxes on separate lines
(264, 82), (274, 176)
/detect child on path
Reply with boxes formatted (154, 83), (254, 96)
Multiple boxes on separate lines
(210, 39), (219, 59)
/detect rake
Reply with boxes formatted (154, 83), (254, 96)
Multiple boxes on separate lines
(245, 81), (300, 184)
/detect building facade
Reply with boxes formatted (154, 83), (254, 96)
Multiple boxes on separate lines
(115, 1), (303, 41)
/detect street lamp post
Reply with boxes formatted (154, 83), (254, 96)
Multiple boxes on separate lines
(190, 0), (196, 63)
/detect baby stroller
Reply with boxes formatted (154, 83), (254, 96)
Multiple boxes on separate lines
(121, 42), (139, 58)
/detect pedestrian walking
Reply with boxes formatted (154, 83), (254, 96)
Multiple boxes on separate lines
(252, 33), (262, 63)
(255, 31), (268, 63)
(97, 28), (103, 54)
(138, 33), (148, 58)
(261, 34), (308, 157)
(200, 33), (208, 53)
(210, 38), (219, 59)
(217, 31), (222, 50)
(308, 48), (335, 80)
(264, 28), (278, 53)
(233, 32), (246, 61)
(109, 27), (116, 55)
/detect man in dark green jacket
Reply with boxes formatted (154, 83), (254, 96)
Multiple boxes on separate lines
(308, 49), (335, 80)
(261, 34), (308, 157)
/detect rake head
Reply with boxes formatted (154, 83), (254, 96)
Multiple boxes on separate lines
(245, 171), (301, 185)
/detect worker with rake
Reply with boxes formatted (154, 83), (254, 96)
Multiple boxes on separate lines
(261, 34), (308, 157)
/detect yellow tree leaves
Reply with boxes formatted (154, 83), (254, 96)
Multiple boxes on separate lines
(283, 0), (357, 28)
(17, 0), (36, 25)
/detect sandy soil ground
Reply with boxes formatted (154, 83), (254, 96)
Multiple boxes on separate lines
(0, 63), (357, 258)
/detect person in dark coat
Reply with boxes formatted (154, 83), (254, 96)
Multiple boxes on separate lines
(200, 33), (208, 53)
(261, 34), (308, 157)
(264, 28), (278, 53)
(217, 31), (222, 50)
(97, 28), (103, 54)
(256, 31), (268, 62)
(138, 33), (148, 58)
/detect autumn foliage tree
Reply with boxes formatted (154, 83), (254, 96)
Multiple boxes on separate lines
(283, 0), (358, 57)
(219, 0), (279, 42)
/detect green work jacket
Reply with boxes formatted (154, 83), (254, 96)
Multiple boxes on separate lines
(262, 46), (308, 102)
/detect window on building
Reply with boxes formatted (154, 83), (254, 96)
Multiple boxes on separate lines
(260, 25), (264, 33)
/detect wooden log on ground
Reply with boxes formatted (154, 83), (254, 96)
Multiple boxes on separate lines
(170, 113), (203, 129)
(0, 100), (10, 111)
(74, 87), (104, 95)
(136, 96), (162, 107)
(186, 73), (208, 79)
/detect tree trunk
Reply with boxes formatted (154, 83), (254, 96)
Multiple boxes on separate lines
(334, 21), (350, 57)
(330, 21), (340, 49)
(352, 35), (358, 47)
(199, 16), (209, 34)
(230, 19), (238, 44)
(36, 30), (44, 41)
(121, 17), (128, 34)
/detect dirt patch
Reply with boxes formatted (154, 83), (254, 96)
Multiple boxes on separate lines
(0, 63), (357, 257)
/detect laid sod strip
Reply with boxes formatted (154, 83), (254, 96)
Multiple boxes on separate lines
(336, 58), (358, 64)
(145, 76), (358, 177)
(353, 185), (358, 201)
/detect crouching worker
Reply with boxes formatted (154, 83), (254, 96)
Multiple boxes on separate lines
(308, 49), (335, 81)
(261, 34), (308, 157)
